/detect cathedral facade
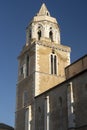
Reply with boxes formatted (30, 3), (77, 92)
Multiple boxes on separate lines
(15, 3), (87, 130)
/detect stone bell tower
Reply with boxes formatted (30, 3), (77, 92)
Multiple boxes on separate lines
(15, 3), (71, 130)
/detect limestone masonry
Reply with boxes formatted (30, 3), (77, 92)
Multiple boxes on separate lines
(15, 3), (87, 130)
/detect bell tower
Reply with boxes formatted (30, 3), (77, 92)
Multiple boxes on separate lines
(26, 3), (60, 45)
(15, 3), (71, 130)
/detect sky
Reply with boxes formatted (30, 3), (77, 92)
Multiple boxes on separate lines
(0, 0), (87, 127)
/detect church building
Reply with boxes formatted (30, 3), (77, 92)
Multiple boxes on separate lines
(15, 3), (87, 130)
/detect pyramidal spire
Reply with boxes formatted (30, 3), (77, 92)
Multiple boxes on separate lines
(37, 3), (50, 16)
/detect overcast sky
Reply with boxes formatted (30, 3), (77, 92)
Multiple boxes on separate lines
(0, 0), (87, 127)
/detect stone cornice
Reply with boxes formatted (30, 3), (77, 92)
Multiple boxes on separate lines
(18, 40), (71, 59)
(35, 40), (71, 52)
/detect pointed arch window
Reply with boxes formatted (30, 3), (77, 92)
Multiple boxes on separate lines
(51, 54), (53, 74)
(38, 30), (41, 40)
(49, 31), (53, 42)
(54, 55), (57, 74)
(50, 53), (57, 75)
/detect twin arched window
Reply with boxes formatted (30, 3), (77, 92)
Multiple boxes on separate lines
(50, 53), (57, 75)
(37, 26), (53, 41)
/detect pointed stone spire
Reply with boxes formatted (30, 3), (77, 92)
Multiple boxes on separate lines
(37, 3), (50, 16)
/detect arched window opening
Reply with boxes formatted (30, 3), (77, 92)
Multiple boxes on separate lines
(26, 55), (29, 76)
(38, 30), (41, 40)
(47, 12), (49, 16)
(51, 55), (53, 74)
(54, 55), (57, 74)
(50, 53), (57, 75)
(49, 31), (53, 42)
(29, 30), (31, 39)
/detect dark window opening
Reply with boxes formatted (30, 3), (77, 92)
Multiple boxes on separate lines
(38, 30), (41, 40)
(49, 31), (53, 42)
(51, 55), (53, 74)
(26, 55), (29, 76)
(20, 66), (23, 75)
(29, 30), (31, 39)
(47, 12), (49, 16)
(54, 55), (57, 74)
